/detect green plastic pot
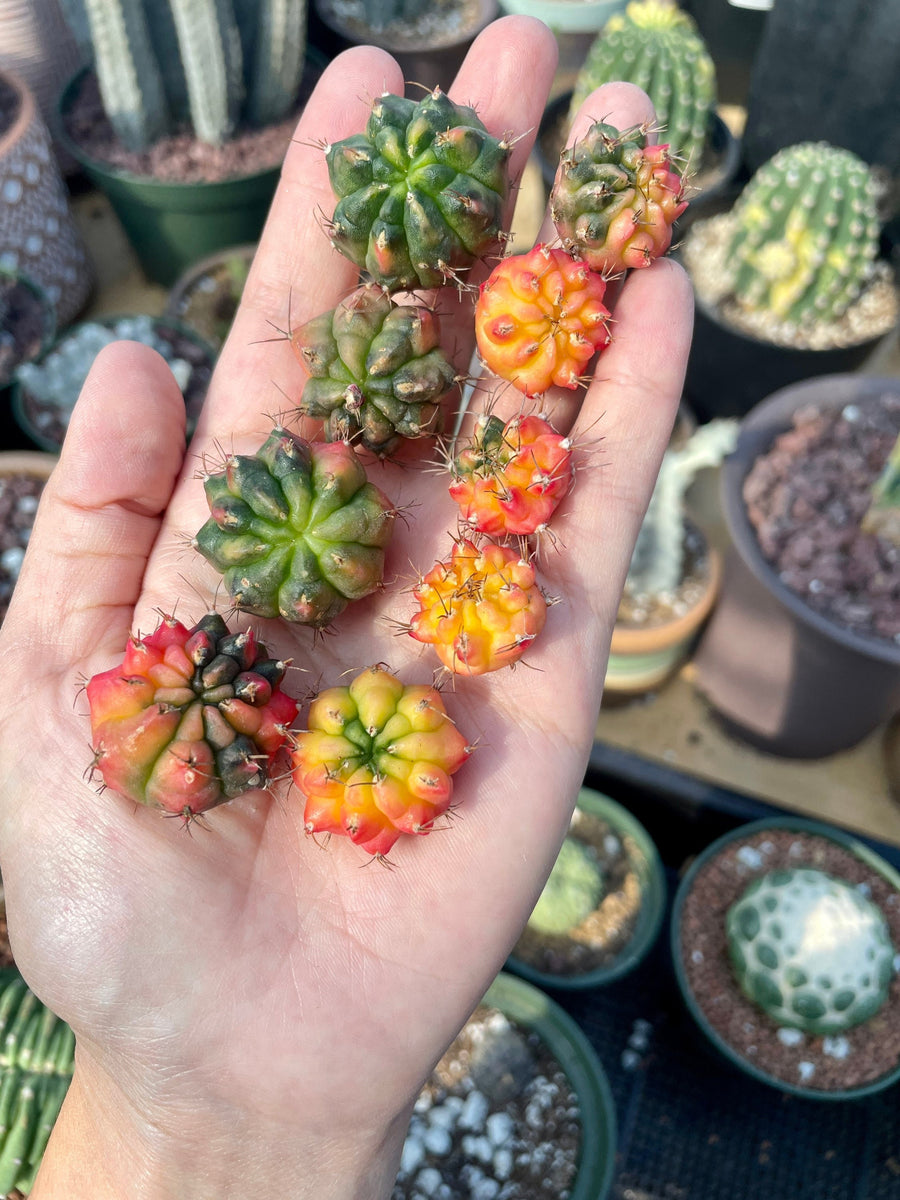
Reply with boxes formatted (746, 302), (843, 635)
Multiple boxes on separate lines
(506, 787), (667, 990)
(483, 971), (618, 1199)
(671, 816), (900, 1101)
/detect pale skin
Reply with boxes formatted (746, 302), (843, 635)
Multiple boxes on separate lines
(0, 17), (692, 1198)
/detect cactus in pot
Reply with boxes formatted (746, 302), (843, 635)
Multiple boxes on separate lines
(863, 431), (900, 545)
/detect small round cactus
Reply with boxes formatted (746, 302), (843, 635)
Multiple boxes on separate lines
(726, 867), (895, 1036)
(528, 838), (604, 936)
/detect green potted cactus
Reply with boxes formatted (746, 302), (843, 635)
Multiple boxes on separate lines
(56, 0), (319, 285)
(680, 141), (899, 421)
(672, 816), (900, 1099)
(605, 417), (737, 696)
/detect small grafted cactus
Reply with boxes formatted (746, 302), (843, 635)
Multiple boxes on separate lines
(569, 0), (716, 171)
(291, 286), (458, 456)
(194, 428), (396, 626)
(725, 142), (882, 327)
(0, 970), (74, 1194)
(726, 867), (895, 1035)
(528, 838), (604, 936)
(326, 88), (510, 291)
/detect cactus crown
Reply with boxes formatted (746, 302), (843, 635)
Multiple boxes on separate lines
(569, 0), (716, 170)
(626, 418), (737, 596)
(725, 142), (882, 326)
(726, 867), (895, 1036)
(528, 837), (604, 936)
(71, 0), (308, 151)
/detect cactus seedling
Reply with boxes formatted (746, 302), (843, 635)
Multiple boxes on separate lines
(87, 612), (298, 820)
(527, 838), (604, 936)
(194, 428), (396, 627)
(726, 867), (895, 1035)
(474, 245), (611, 397)
(291, 286), (458, 456)
(291, 665), (471, 857)
(325, 88), (510, 291)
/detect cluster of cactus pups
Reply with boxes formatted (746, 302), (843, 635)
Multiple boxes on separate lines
(85, 82), (686, 856)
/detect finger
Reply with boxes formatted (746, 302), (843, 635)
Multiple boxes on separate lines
(1, 341), (187, 669)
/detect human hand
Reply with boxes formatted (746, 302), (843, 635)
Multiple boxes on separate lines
(0, 17), (692, 1198)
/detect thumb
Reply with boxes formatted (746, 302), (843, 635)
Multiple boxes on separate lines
(1, 340), (188, 672)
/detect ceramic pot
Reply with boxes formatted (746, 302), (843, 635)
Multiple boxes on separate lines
(506, 787), (666, 990)
(0, 67), (92, 325)
(694, 374), (900, 758)
(164, 243), (256, 350)
(671, 815), (900, 1100)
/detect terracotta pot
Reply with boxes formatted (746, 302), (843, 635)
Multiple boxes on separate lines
(694, 374), (900, 758)
(605, 538), (722, 695)
(0, 67), (93, 325)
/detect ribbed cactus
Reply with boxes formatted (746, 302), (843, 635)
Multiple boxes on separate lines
(568, 0), (716, 171)
(725, 142), (882, 328)
(862, 432), (900, 545)
(69, 0), (308, 151)
(626, 418), (737, 597)
(0, 970), (75, 1195)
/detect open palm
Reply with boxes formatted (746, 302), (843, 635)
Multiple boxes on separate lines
(0, 18), (692, 1197)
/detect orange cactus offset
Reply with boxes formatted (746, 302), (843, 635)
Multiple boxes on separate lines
(291, 666), (471, 857)
(474, 245), (611, 397)
(449, 412), (574, 536)
(409, 538), (547, 675)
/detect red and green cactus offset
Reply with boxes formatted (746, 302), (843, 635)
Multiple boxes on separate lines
(326, 88), (510, 291)
(194, 428), (396, 627)
(408, 537), (547, 675)
(449, 412), (574, 537)
(550, 121), (688, 276)
(291, 285), (458, 457)
(474, 245), (611, 397)
(291, 665), (472, 857)
(87, 613), (298, 820)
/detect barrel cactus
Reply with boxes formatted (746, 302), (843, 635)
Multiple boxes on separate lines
(568, 0), (716, 171)
(726, 867), (895, 1035)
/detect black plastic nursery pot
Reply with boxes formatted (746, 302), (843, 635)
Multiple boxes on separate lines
(506, 788), (667, 991)
(670, 816), (900, 1101)
(694, 374), (900, 758)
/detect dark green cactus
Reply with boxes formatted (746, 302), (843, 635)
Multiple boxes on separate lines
(194, 428), (396, 626)
(0, 970), (75, 1195)
(569, 0), (716, 171)
(71, 0), (308, 150)
(725, 142), (881, 327)
(326, 89), (510, 291)
(291, 286), (458, 456)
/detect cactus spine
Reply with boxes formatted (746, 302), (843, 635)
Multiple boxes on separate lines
(569, 0), (716, 171)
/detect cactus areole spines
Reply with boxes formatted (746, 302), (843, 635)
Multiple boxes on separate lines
(87, 613), (298, 820)
(292, 665), (472, 857)
(325, 87), (510, 291)
(291, 285), (458, 456)
(194, 428), (396, 626)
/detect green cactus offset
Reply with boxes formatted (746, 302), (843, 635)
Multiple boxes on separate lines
(863, 431), (900, 546)
(726, 867), (895, 1036)
(68, 0), (308, 151)
(0, 970), (75, 1195)
(569, 0), (716, 172)
(527, 837), (604, 937)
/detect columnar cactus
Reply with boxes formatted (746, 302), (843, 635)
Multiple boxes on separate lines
(726, 867), (895, 1035)
(325, 88), (510, 291)
(569, 0), (716, 171)
(725, 142), (882, 327)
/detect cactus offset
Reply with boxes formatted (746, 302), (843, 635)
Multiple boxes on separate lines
(474, 245), (611, 397)
(569, 0), (716, 171)
(409, 537), (547, 675)
(550, 121), (688, 275)
(87, 612), (298, 819)
(291, 285), (457, 456)
(194, 429), (395, 626)
(326, 88), (510, 291)
(292, 665), (471, 857)
(449, 412), (574, 537)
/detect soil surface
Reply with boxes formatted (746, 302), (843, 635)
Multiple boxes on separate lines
(511, 808), (645, 978)
(63, 68), (320, 184)
(678, 828), (900, 1093)
(0, 471), (47, 626)
(0, 278), (52, 388)
(617, 522), (712, 629)
(743, 394), (900, 643)
(393, 1005), (582, 1199)
(169, 252), (253, 349)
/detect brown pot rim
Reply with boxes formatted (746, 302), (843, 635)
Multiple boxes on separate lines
(610, 543), (723, 655)
(0, 450), (57, 480)
(0, 67), (36, 161)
